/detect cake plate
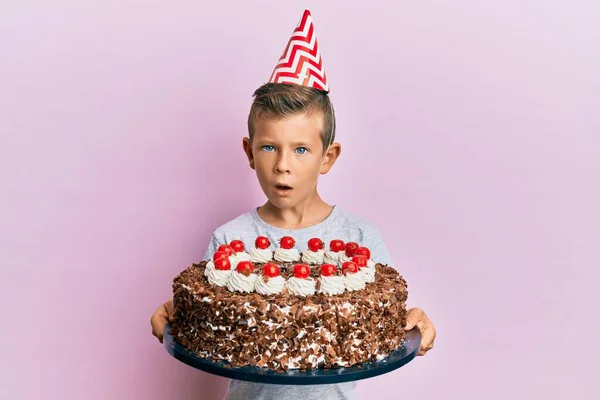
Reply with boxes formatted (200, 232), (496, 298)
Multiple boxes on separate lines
(163, 323), (420, 385)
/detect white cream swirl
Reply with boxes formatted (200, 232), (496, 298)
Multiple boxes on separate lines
(339, 254), (353, 264)
(249, 248), (272, 263)
(229, 251), (252, 269)
(207, 268), (232, 287)
(227, 272), (258, 293)
(274, 248), (301, 262)
(318, 275), (345, 295)
(302, 249), (325, 264)
(354, 267), (371, 284)
(367, 259), (376, 268)
(323, 250), (343, 265)
(285, 277), (316, 296)
(362, 266), (376, 283)
(343, 272), (366, 291)
(204, 260), (215, 278)
(301, 249), (324, 264)
(255, 275), (286, 295)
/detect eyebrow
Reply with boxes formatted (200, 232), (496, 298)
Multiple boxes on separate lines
(254, 139), (312, 147)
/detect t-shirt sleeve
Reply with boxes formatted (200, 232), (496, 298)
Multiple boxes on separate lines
(203, 232), (224, 261)
(363, 226), (395, 267)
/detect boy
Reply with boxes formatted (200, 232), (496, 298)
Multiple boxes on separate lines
(151, 9), (435, 400)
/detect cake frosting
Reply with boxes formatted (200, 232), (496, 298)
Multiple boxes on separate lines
(323, 250), (343, 265)
(206, 267), (231, 287)
(362, 265), (376, 284)
(285, 276), (316, 296)
(274, 247), (301, 262)
(227, 271), (258, 293)
(229, 251), (252, 268)
(203, 260), (215, 277)
(249, 248), (272, 263)
(317, 275), (345, 295)
(343, 271), (366, 291)
(339, 254), (353, 264)
(255, 274), (286, 295)
(302, 249), (325, 264)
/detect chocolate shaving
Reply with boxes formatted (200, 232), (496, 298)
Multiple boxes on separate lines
(290, 303), (299, 316)
(343, 307), (350, 319)
(284, 327), (295, 339)
(258, 300), (268, 314)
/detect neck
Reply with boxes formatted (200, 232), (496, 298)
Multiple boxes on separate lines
(257, 192), (333, 230)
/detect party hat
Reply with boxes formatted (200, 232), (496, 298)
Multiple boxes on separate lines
(268, 9), (329, 92)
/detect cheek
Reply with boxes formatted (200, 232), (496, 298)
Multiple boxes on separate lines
(253, 156), (271, 177)
(298, 159), (323, 180)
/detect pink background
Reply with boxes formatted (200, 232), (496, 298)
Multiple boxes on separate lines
(1, 1), (598, 399)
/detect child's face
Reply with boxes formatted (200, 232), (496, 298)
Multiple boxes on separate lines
(243, 111), (340, 210)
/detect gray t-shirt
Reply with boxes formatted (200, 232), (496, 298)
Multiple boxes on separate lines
(202, 206), (394, 400)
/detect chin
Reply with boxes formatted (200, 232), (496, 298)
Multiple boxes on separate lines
(267, 198), (293, 209)
(266, 194), (298, 209)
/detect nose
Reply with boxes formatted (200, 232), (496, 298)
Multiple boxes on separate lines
(274, 150), (291, 174)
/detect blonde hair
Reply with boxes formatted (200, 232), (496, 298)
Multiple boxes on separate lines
(247, 83), (336, 151)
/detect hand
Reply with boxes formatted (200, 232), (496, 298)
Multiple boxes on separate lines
(404, 307), (436, 356)
(150, 299), (175, 343)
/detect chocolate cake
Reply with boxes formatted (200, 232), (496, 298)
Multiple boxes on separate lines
(169, 236), (408, 372)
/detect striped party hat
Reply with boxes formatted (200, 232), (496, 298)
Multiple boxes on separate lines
(268, 9), (329, 92)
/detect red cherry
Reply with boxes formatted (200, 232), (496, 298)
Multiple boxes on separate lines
(320, 264), (337, 277)
(329, 239), (345, 252)
(218, 244), (234, 256)
(214, 257), (231, 271)
(263, 262), (280, 278)
(352, 255), (368, 268)
(293, 263), (310, 279)
(212, 251), (228, 262)
(308, 238), (324, 252)
(236, 261), (254, 274)
(230, 240), (245, 253)
(342, 261), (358, 275)
(355, 247), (371, 259)
(345, 242), (359, 257)
(280, 236), (295, 250)
(255, 236), (271, 250)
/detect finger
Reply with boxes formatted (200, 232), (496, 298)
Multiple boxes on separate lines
(152, 328), (164, 343)
(418, 340), (434, 355)
(151, 314), (168, 343)
(420, 324), (436, 348)
(404, 308), (423, 330)
(165, 300), (176, 322)
(417, 322), (436, 355)
(151, 304), (169, 342)
(418, 332), (435, 355)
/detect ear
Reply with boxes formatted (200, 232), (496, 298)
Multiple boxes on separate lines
(242, 137), (255, 170)
(320, 142), (341, 174)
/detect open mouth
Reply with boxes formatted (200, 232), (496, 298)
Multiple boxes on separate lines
(274, 184), (293, 192)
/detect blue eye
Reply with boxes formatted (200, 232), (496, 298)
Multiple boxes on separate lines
(295, 147), (307, 155)
(262, 145), (275, 152)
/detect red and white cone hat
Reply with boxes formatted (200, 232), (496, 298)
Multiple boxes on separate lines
(268, 9), (329, 92)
